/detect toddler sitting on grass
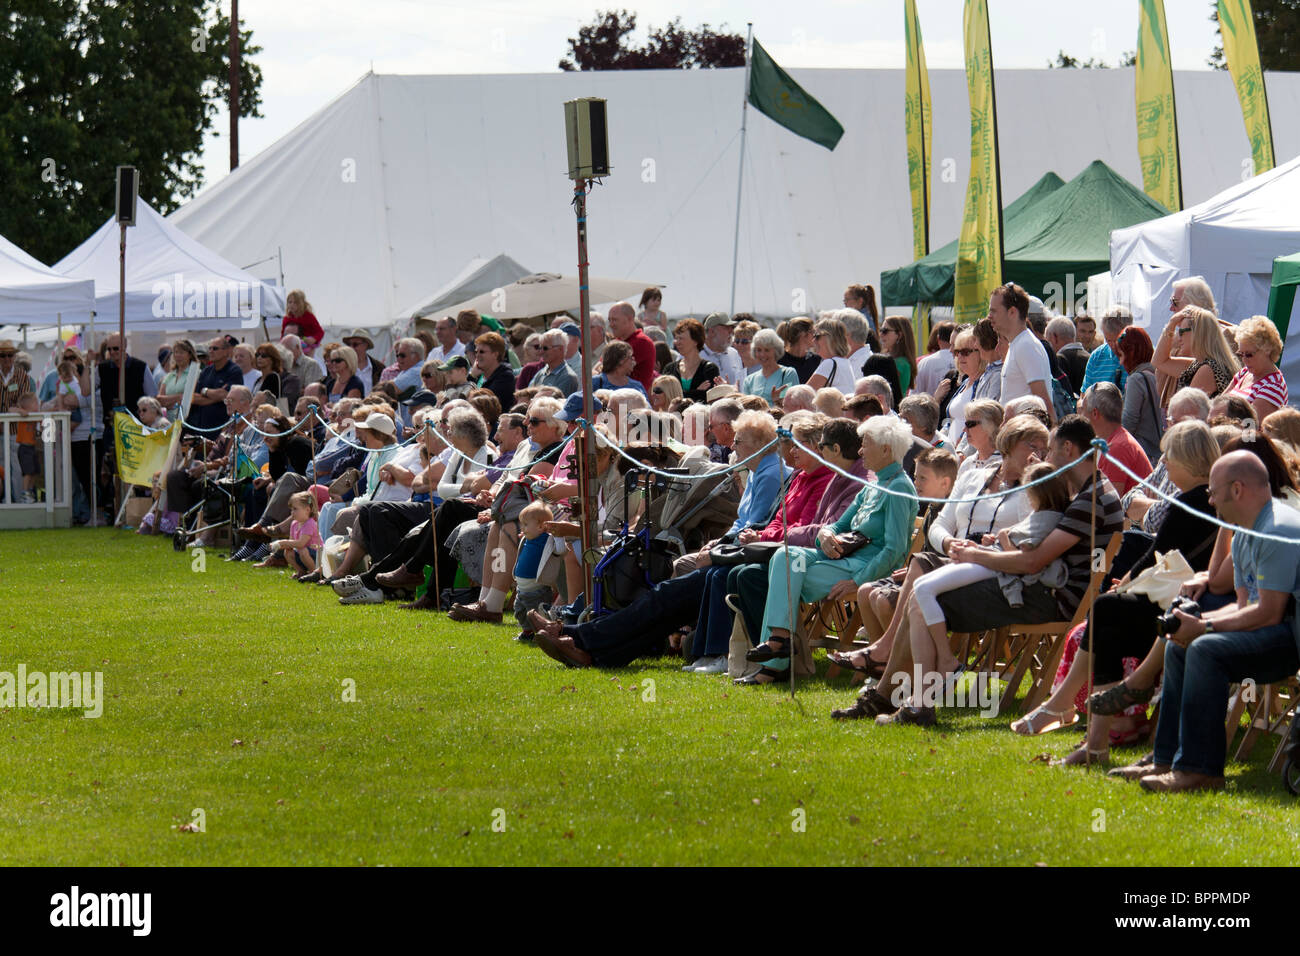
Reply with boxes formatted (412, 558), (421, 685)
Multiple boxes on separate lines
(271, 490), (324, 579)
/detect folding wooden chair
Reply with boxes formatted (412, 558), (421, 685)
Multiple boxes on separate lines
(998, 533), (1121, 714)
(807, 514), (927, 652)
(1228, 675), (1300, 771)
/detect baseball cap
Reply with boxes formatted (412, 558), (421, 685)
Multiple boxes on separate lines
(560, 323), (581, 338)
(402, 389), (439, 409)
(555, 391), (603, 422)
(438, 355), (470, 373)
(703, 312), (736, 331)
(355, 411), (396, 437)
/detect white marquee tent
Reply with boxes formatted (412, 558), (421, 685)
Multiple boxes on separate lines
(54, 203), (285, 333)
(1109, 153), (1300, 370)
(170, 68), (1300, 330)
(0, 233), (94, 325)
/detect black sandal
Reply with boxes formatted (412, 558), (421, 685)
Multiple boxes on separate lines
(1087, 681), (1154, 716)
(735, 665), (790, 686)
(746, 639), (790, 663)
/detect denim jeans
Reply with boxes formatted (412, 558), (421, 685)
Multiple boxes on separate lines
(1153, 622), (1300, 776)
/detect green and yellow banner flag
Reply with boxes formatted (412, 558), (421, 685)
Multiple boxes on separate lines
(904, 0), (932, 262)
(1218, 0), (1274, 176)
(953, 0), (1002, 325)
(748, 37), (844, 151)
(114, 412), (179, 488)
(1136, 0), (1182, 211)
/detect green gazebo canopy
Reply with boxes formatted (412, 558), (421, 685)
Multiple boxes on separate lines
(1268, 251), (1300, 340)
(882, 172), (1064, 306)
(883, 160), (1168, 308)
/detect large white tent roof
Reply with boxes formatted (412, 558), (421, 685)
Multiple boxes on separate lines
(1110, 152), (1300, 380)
(0, 233), (95, 325)
(170, 68), (1300, 329)
(54, 202), (285, 333)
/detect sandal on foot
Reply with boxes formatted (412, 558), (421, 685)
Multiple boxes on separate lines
(1088, 681), (1154, 716)
(1010, 705), (1077, 737)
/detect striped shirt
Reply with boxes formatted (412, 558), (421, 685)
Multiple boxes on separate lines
(1054, 475), (1124, 618)
(1080, 343), (1128, 394)
(1227, 366), (1287, 410)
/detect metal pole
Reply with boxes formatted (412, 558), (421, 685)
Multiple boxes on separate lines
(88, 311), (97, 524)
(728, 23), (753, 315)
(575, 177), (596, 606)
(117, 223), (127, 517)
(229, 0), (240, 172)
(1085, 446), (1098, 769)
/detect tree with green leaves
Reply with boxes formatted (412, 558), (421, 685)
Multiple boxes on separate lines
(0, 0), (262, 264)
(1208, 0), (1300, 69)
(559, 9), (744, 71)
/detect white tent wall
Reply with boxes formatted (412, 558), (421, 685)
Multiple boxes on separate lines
(1110, 153), (1300, 377)
(170, 68), (1300, 330)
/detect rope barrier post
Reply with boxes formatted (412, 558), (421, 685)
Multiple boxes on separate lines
(1085, 441), (1099, 771)
(429, 436), (442, 612)
(780, 461), (794, 701)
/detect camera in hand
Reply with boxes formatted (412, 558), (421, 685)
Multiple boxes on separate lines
(1157, 597), (1201, 637)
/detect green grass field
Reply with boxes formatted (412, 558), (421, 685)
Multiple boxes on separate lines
(2, 529), (1297, 866)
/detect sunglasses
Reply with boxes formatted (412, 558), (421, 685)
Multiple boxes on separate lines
(1237, 351), (1256, 360)
(395, 351), (409, 358)
(0, 351), (14, 358)
(527, 417), (547, 426)
(329, 358), (346, 364)
(964, 420), (981, 429)
(1175, 326), (1192, 336)
(652, 387), (664, 394)
(733, 338), (752, 345)
(953, 348), (976, 357)
(106, 346), (121, 352)
(421, 371), (436, 378)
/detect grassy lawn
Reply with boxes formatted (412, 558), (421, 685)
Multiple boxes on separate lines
(2, 529), (1297, 866)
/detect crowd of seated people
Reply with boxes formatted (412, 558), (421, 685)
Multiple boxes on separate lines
(141, 280), (1300, 795)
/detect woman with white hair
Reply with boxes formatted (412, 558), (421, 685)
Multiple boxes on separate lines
(744, 415), (918, 681)
(742, 328), (798, 403)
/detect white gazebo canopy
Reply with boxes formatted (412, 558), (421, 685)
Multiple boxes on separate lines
(0, 233), (95, 325)
(54, 202), (286, 333)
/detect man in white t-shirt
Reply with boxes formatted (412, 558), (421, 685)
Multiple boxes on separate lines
(991, 283), (1054, 424)
(701, 313), (744, 387)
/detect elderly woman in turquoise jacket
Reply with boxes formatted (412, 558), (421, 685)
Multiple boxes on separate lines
(745, 415), (918, 677)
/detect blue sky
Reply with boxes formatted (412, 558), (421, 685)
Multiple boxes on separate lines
(196, 0), (1225, 191)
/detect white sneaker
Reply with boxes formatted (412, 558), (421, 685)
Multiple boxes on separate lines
(339, 586), (384, 605)
(332, 575), (364, 596)
(681, 661), (700, 672)
(692, 655), (729, 674)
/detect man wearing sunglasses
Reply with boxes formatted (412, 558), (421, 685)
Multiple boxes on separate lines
(96, 333), (157, 434)
(531, 329), (579, 396)
(188, 337), (244, 432)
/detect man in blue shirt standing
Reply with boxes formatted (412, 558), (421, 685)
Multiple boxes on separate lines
(1121, 451), (1300, 793)
(1080, 307), (1132, 393)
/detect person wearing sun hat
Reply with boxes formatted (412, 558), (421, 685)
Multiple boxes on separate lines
(342, 329), (384, 393)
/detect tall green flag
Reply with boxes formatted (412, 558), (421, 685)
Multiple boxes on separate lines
(1136, 0), (1182, 211)
(904, 0), (932, 263)
(747, 38), (844, 150)
(953, 0), (1003, 325)
(1218, 0), (1275, 176)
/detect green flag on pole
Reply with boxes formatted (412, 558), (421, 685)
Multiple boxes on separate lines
(747, 38), (844, 151)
